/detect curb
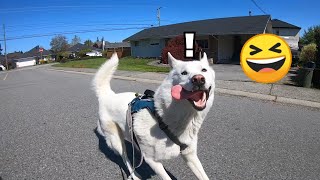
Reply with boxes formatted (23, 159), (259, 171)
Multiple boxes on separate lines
(48, 68), (320, 109)
(214, 88), (276, 101)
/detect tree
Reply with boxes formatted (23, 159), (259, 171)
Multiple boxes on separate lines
(71, 35), (81, 46)
(161, 36), (199, 64)
(84, 39), (93, 47)
(300, 25), (320, 45)
(96, 37), (100, 43)
(50, 35), (69, 53)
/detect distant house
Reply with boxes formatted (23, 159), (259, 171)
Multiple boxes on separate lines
(104, 42), (131, 58)
(124, 15), (300, 64)
(271, 19), (301, 50)
(14, 57), (36, 68)
(67, 43), (101, 57)
(86, 50), (102, 57)
(0, 46), (52, 68)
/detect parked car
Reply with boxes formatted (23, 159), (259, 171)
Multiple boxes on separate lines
(0, 64), (6, 71)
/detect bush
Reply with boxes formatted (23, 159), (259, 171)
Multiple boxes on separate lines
(57, 51), (70, 62)
(39, 59), (45, 64)
(78, 48), (92, 57)
(161, 36), (200, 64)
(299, 43), (317, 65)
(315, 29), (320, 66)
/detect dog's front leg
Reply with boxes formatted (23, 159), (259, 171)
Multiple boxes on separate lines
(144, 157), (172, 180)
(181, 151), (209, 180)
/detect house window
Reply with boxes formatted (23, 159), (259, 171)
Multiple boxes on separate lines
(150, 39), (160, 46)
(196, 39), (209, 49)
(134, 41), (140, 46)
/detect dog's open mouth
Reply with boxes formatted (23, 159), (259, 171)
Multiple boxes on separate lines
(171, 85), (210, 111)
(246, 56), (285, 72)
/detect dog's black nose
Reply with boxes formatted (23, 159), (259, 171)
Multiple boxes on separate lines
(192, 75), (205, 86)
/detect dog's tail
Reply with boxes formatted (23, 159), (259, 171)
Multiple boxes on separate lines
(92, 52), (119, 97)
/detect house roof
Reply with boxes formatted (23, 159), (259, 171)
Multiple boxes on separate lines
(0, 46), (51, 63)
(0, 52), (23, 62)
(105, 42), (130, 48)
(68, 43), (99, 52)
(124, 15), (271, 41)
(271, 19), (301, 29)
(22, 45), (50, 58)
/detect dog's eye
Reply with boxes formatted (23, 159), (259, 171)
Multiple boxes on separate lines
(181, 71), (188, 75)
(202, 68), (207, 72)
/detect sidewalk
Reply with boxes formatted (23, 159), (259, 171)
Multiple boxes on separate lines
(49, 66), (320, 109)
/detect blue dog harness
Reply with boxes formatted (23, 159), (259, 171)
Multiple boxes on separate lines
(128, 89), (188, 151)
(130, 96), (155, 115)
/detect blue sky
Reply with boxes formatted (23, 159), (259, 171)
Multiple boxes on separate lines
(0, 0), (319, 53)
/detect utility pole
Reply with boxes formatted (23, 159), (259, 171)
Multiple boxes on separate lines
(3, 24), (8, 70)
(157, 7), (162, 26)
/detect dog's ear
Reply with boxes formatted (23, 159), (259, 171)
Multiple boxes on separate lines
(200, 52), (209, 66)
(168, 52), (179, 68)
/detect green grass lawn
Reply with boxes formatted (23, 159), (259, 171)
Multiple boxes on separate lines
(52, 57), (170, 72)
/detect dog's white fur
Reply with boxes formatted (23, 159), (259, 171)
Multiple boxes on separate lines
(93, 52), (215, 180)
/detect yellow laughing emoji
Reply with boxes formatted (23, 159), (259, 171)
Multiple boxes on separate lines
(240, 34), (292, 83)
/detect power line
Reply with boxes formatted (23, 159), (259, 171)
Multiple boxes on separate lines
(0, 27), (149, 41)
(0, 4), (159, 13)
(5, 19), (160, 28)
(250, 0), (268, 15)
(6, 23), (155, 32)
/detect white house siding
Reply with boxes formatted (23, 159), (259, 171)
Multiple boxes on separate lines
(272, 28), (300, 50)
(16, 59), (36, 68)
(217, 36), (234, 63)
(131, 39), (166, 58)
(86, 51), (102, 57)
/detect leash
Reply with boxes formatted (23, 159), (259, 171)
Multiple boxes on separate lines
(125, 89), (189, 178)
(126, 101), (144, 179)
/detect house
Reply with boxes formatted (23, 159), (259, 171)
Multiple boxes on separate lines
(104, 42), (131, 58)
(271, 19), (301, 50)
(0, 46), (52, 69)
(23, 46), (52, 61)
(0, 52), (24, 69)
(86, 50), (102, 57)
(124, 15), (300, 64)
(14, 57), (36, 68)
(67, 43), (101, 58)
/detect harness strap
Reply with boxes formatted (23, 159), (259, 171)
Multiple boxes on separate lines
(154, 112), (188, 151)
(127, 90), (189, 175)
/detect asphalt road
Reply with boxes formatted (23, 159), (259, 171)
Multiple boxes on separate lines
(0, 67), (320, 180)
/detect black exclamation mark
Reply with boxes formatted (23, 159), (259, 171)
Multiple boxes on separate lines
(184, 32), (196, 58)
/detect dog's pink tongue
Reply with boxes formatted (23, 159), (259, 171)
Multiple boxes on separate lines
(171, 85), (184, 100)
(171, 85), (202, 100)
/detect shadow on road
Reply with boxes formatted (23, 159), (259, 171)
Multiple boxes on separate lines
(93, 128), (177, 180)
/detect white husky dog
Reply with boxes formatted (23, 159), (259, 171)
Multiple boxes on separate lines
(93, 52), (215, 180)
